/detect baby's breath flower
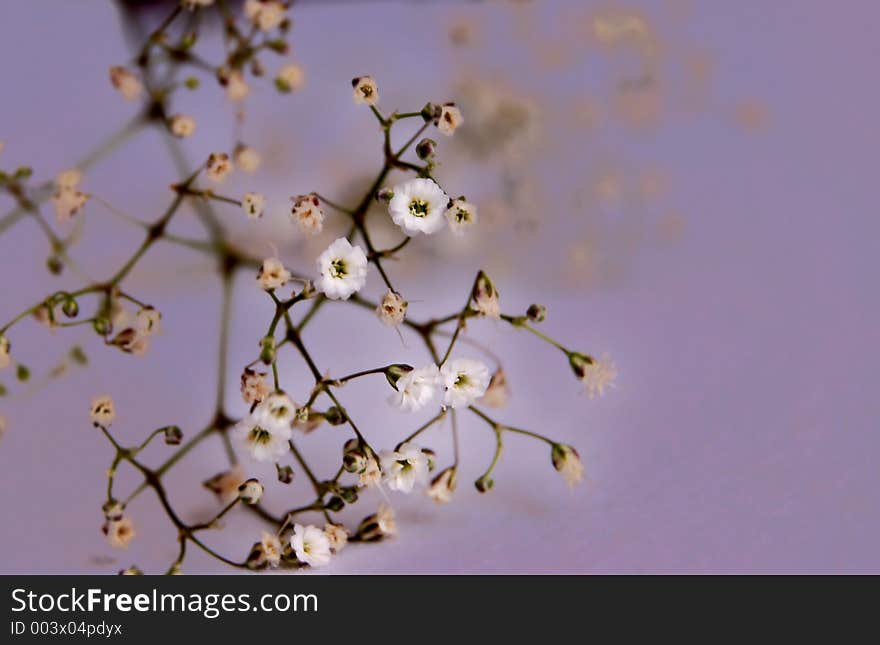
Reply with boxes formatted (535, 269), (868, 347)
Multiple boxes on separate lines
(257, 257), (291, 291)
(206, 152), (233, 182)
(203, 465), (246, 504)
(234, 144), (261, 173)
(569, 352), (617, 398)
(291, 193), (324, 235)
(0, 335), (10, 369)
(261, 531), (282, 567)
(109, 66), (142, 101)
(233, 393), (295, 462)
(352, 75), (378, 105)
(444, 197), (477, 235)
(471, 271), (500, 318)
(276, 63), (305, 93)
(359, 456), (381, 487)
(427, 467), (456, 504)
(316, 237), (368, 300)
(244, 0), (286, 32)
(102, 500), (125, 522)
(56, 169), (82, 190)
(90, 395), (115, 426)
(238, 478), (265, 504)
(356, 503), (396, 541)
(103, 516), (135, 549)
(479, 367), (509, 408)
(376, 290), (407, 326)
(388, 178), (449, 236)
(241, 367), (270, 404)
(291, 524), (332, 567)
(242, 192), (266, 219)
(52, 181), (89, 223)
(436, 102), (463, 136)
(551, 444), (583, 488)
(225, 70), (250, 102)
(324, 523), (348, 553)
(379, 442), (429, 493)
(169, 114), (196, 138)
(135, 307), (161, 336)
(389, 364), (441, 412)
(377, 503), (396, 536)
(441, 358), (491, 409)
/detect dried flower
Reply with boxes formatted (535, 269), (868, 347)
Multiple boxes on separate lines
(291, 193), (324, 235)
(427, 467), (456, 503)
(261, 531), (282, 567)
(389, 364), (441, 412)
(316, 237), (368, 300)
(244, 0), (286, 32)
(90, 395), (115, 426)
(388, 178), (449, 236)
(291, 524), (332, 567)
(52, 172), (89, 222)
(376, 290), (407, 326)
(169, 114), (196, 138)
(242, 192), (266, 219)
(352, 75), (378, 105)
(324, 523), (348, 553)
(238, 478), (265, 504)
(551, 444), (583, 488)
(444, 197), (477, 235)
(241, 368), (270, 404)
(436, 103), (463, 136)
(569, 352), (617, 398)
(0, 335), (10, 369)
(441, 358), (491, 409)
(109, 66), (142, 101)
(377, 503), (396, 536)
(479, 368), (509, 408)
(257, 257), (291, 291)
(103, 516), (135, 549)
(234, 145), (261, 173)
(471, 271), (500, 319)
(206, 152), (233, 182)
(379, 442), (429, 493)
(276, 63), (305, 93)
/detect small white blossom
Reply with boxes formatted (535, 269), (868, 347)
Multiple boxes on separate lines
(352, 76), (378, 105)
(56, 169), (82, 190)
(388, 178), (449, 236)
(316, 237), (368, 300)
(225, 70), (250, 102)
(276, 63), (305, 92)
(573, 353), (617, 398)
(234, 145), (261, 173)
(206, 152), (233, 182)
(552, 445), (584, 488)
(441, 358), (491, 409)
(324, 523), (348, 553)
(257, 257), (291, 291)
(233, 393), (296, 462)
(135, 307), (161, 336)
(291, 194), (324, 235)
(389, 364), (441, 412)
(238, 478), (265, 504)
(242, 192), (266, 219)
(109, 66), (142, 101)
(261, 531), (282, 567)
(104, 516), (135, 549)
(52, 173), (89, 222)
(427, 467), (456, 504)
(244, 0), (286, 32)
(379, 442), (429, 493)
(291, 524), (332, 567)
(359, 456), (381, 487)
(241, 368), (270, 404)
(0, 335), (11, 369)
(169, 114), (196, 138)
(90, 395), (116, 426)
(444, 197), (477, 235)
(437, 102), (463, 135)
(376, 503), (397, 536)
(471, 272), (500, 319)
(376, 290), (407, 326)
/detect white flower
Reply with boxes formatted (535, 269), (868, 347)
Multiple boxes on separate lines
(572, 353), (617, 398)
(135, 307), (161, 336)
(291, 524), (332, 567)
(437, 102), (463, 136)
(389, 364), (441, 412)
(316, 237), (368, 300)
(104, 516), (135, 549)
(427, 467), (456, 504)
(109, 66), (142, 101)
(225, 70), (250, 102)
(234, 145), (261, 173)
(52, 180), (89, 222)
(0, 335), (11, 369)
(241, 368), (270, 404)
(276, 63), (305, 92)
(261, 531), (282, 567)
(203, 466), (246, 504)
(291, 194), (324, 235)
(56, 169), (82, 190)
(90, 395), (115, 426)
(552, 444), (583, 488)
(441, 358), (491, 409)
(169, 114), (196, 138)
(324, 523), (348, 553)
(352, 76), (378, 105)
(206, 152), (233, 182)
(244, 0), (286, 32)
(379, 443), (429, 493)
(376, 290), (407, 326)
(242, 192), (265, 219)
(238, 478), (264, 504)
(444, 197), (477, 235)
(257, 257), (291, 290)
(376, 503), (396, 536)
(387, 178), (449, 236)
(479, 368), (509, 408)
(233, 394), (295, 462)
(359, 457), (381, 487)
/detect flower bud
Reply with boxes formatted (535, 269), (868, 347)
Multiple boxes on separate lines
(342, 439), (367, 473)
(47, 255), (64, 275)
(276, 464), (294, 484)
(93, 317), (112, 337)
(415, 138), (437, 160)
(325, 496), (345, 512)
(384, 363), (414, 390)
(475, 475), (494, 493)
(471, 271), (500, 318)
(323, 406), (347, 426)
(428, 467), (456, 504)
(260, 336), (276, 365)
(526, 303), (547, 323)
(119, 566), (143, 576)
(61, 297), (79, 319)
(376, 187), (394, 203)
(421, 448), (437, 471)
(246, 542), (267, 570)
(340, 486), (358, 504)
(15, 364), (29, 382)
(102, 499), (125, 522)
(238, 478), (264, 505)
(551, 444), (584, 488)
(163, 425), (183, 445)
(567, 352), (593, 379)
(420, 102), (441, 122)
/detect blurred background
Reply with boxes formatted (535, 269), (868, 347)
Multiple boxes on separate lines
(0, 0), (877, 573)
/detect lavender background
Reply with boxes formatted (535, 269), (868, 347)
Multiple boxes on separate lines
(0, 0), (878, 574)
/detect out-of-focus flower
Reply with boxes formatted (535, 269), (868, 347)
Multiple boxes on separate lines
(551, 444), (583, 488)
(103, 516), (136, 549)
(257, 257), (291, 291)
(244, 0), (286, 32)
(444, 197), (477, 235)
(324, 523), (348, 553)
(242, 192), (266, 219)
(203, 466), (246, 504)
(376, 290), (407, 326)
(276, 63), (305, 93)
(169, 114), (196, 138)
(109, 66), (142, 101)
(291, 194), (324, 235)
(569, 352), (616, 398)
(479, 368), (509, 408)
(234, 145), (261, 173)
(261, 531), (282, 567)
(427, 467), (456, 504)
(225, 71), (250, 102)
(436, 103), (463, 136)
(206, 152), (233, 182)
(90, 395), (116, 426)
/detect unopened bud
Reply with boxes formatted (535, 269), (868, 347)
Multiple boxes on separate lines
(102, 500), (125, 522)
(420, 102), (441, 122)
(324, 406), (347, 426)
(568, 352), (594, 379)
(325, 496), (345, 512)
(47, 255), (64, 275)
(376, 187), (394, 203)
(475, 475), (494, 493)
(93, 317), (112, 337)
(384, 363), (414, 390)
(340, 486), (358, 504)
(260, 336), (276, 364)
(276, 464), (294, 484)
(61, 297), (79, 319)
(238, 478), (264, 505)
(163, 425), (183, 445)
(415, 138), (437, 160)
(526, 304), (546, 323)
